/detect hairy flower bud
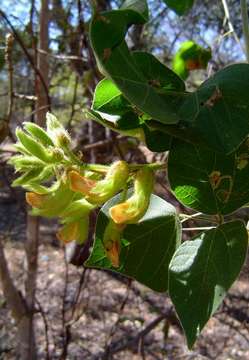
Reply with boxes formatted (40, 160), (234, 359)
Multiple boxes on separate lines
(8, 155), (45, 171)
(23, 122), (54, 147)
(56, 216), (89, 244)
(16, 128), (54, 163)
(109, 168), (154, 224)
(103, 221), (125, 268)
(46, 113), (71, 148)
(69, 160), (129, 205)
(12, 168), (44, 187)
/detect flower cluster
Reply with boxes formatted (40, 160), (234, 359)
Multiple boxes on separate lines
(9, 113), (154, 266)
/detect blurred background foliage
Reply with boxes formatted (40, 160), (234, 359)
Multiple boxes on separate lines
(0, 0), (245, 130)
(1, 1), (249, 358)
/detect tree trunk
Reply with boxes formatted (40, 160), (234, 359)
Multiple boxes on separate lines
(24, 0), (50, 358)
(0, 238), (35, 359)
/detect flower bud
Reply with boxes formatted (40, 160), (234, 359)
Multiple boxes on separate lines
(50, 148), (64, 162)
(12, 168), (44, 187)
(23, 122), (54, 147)
(69, 160), (129, 205)
(103, 221), (125, 268)
(46, 112), (71, 148)
(14, 143), (32, 156)
(16, 128), (54, 163)
(8, 155), (45, 171)
(109, 168), (154, 224)
(57, 216), (89, 244)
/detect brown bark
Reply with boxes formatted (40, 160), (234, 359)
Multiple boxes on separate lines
(24, 0), (50, 358)
(0, 238), (37, 359)
(35, 0), (49, 125)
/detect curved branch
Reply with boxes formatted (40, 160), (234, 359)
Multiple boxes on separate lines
(0, 10), (51, 110)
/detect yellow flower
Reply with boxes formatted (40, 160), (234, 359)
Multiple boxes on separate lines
(109, 168), (154, 224)
(69, 160), (129, 205)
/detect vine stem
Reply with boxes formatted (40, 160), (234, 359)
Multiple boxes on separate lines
(182, 227), (215, 231)
(240, 0), (249, 62)
(221, 0), (242, 51)
(79, 162), (166, 173)
(179, 212), (218, 224)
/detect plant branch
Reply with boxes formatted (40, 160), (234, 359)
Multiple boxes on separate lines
(79, 162), (166, 174)
(240, 0), (249, 62)
(182, 226), (215, 231)
(0, 9), (51, 110)
(5, 33), (14, 128)
(221, 0), (243, 51)
(0, 237), (27, 323)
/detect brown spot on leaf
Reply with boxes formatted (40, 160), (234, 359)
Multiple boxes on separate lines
(209, 171), (221, 189)
(103, 48), (112, 62)
(148, 79), (161, 87)
(204, 87), (222, 108)
(96, 15), (110, 24)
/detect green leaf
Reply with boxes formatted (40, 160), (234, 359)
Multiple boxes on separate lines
(173, 41), (211, 80)
(120, 0), (149, 21)
(12, 168), (44, 187)
(147, 120), (206, 147)
(90, 6), (185, 124)
(85, 193), (181, 292)
(92, 78), (131, 115)
(142, 124), (172, 152)
(132, 51), (185, 93)
(86, 109), (145, 141)
(179, 64), (249, 154)
(163, 0), (194, 15)
(168, 139), (249, 215)
(163, 0), (195, 15)
(169, 220), (248, 348)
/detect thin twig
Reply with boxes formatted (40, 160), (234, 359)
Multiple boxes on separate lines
(60, 248), (70, 360)
(102, 313), (168, 357)
(37, 48), (87, 62)
(102, 280), (132, 358)
(13, 93), (37, 101)
(70, 267), (88, 321)
(221, 0), (243, 51)
(67, 74), (79, 131)
(5, 33), (14, 125)
(36, 297), (51, 360)
(182, 226), (215, 231)
(240, 0), (249, 62)
(0, 9), (51, 110)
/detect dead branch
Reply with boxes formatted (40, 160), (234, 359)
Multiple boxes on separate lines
(0, 237), (27, 323)
(5, 33), (14, 127)
(0, 9), (51, 111)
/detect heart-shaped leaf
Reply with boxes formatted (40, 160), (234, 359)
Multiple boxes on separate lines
(90, 5), (186, 124)
(168, 139), (249, 215)
(169, 220), (248, 348)
(85, 193), (181, 292)
(179, 64), (249, 154)
(92, 78), (131, 115)
(163, 0), (195, 15)
(142, 124), (172, 152)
